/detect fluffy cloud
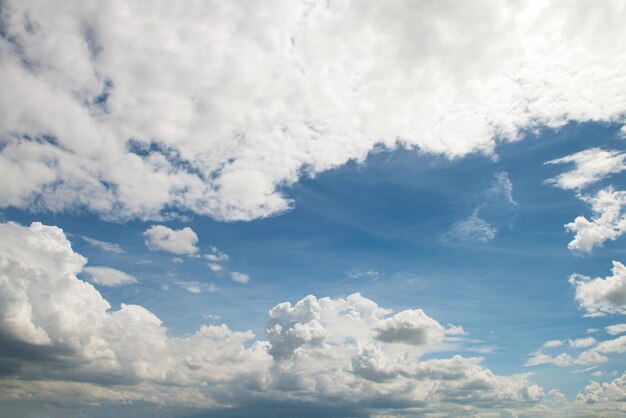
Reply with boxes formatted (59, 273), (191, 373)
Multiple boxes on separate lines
(546, 148), (626, 190)
(569, 337), (597, 349)
(606, 324), (626, 335)
(1, 1), (626, 221)
(0, 221), (545, 415)
(143, 225), (198, 255)
(229, 271), (250, 284)
(83, 266), (138, 286)
(173, 280), (218, 294)
(565, 187), (626, 253)
(373, 309), (445, 346)
(543, 340), (564, 349)
(569, 261), (626, 317)
(549, 389), (566, 403)
(577, 371), (626, 404)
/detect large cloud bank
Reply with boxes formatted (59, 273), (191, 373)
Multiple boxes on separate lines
(1, 0), (626, 221)
(0, 221), (544, 416)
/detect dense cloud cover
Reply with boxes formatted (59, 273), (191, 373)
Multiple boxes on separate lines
(1, 0), (626, 221)
(0, 221), (545, 416)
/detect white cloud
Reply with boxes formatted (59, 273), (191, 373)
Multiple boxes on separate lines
(442, 211), (497, 243)
(543, 340), (564, 349)
(83, 266), (138, 287)
(143, 225), (198, 255)
(569, 261), (626, 317)
(549, 389), (566, 403)
(606, 324), (626, 335)
(546, 148), (626, 190)
(0, 221), (546, 415)
(204, 246), (229, 262)
(173, 280), (218, 294)
(445, 324), (467, 336)
(81, 236), (124, 253)
(345, 268), (382, 281)
(229, 271), (250, 284)
(489, 171), (516, 205)
(577, 371), (626, 403)
(595, 335), (626, 354)
(565, 187), (626, 253)
(569, 337), (597, 349)
(1, 1), (626, 221)
(373, 309), (445, 346)
(208, 263), (223, 272)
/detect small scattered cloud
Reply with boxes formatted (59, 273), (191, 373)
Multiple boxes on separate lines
(229, 271), (250, 284)
(173, 280), (218, 294)
(442, 211), (497, 243)
(569, 337), (597, 349)
(81, 236), (124, 253)
(204, 246), (229, 262)
(83, 266), (138, 287)
(543, 340), (564, 349)
(208, 263), (223, 272)
(545, 148), (626, 190)
(345, 268), (383, 281)
(144, 225), (199, 255)
(548, 389), (566, 403)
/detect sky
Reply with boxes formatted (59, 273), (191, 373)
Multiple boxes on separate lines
(2, 1), (626, 417)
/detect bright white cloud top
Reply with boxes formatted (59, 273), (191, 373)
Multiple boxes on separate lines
(144, 225), (199, 255)
(569, 261), (626, 317)
(1, 0), (626, 221)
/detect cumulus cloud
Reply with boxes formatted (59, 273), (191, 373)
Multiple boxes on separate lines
(549, 389), (566, 403)
(81, 236), (124, 253)
(373, 309), (445, 346)
(0, 221), (546, 415)
(143, 225), (198, 255)
(577, 371), (626, 404)
(1, 1), (626, 221)
(546, 148), (626, 190)
(208, 263), (222, 272)
(565, 187), (626, 253)
(543, 340), (564, 349)
(569, 261), (626, 317)
(606, 324), (626, 335)
(569, 337), (597, 349)
(83, 266), (138, 287)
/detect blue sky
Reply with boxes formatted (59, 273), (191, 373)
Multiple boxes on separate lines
(2, 1), (626, 417)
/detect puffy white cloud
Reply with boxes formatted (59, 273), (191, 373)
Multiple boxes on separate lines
(569, 261), (626, 317)
(565, 188), (626, 253)
(207, 263), (223, 272)
(549, 389), (566, 403)
(373, 309), (445, 346)
(81, 236), (124, 253)
(143, 225), (198, 255)
(569, 337), (597, 349)
(606, 324), (626, 336)
(546, 148), (626, 190)
(0, 221), (546, 415)
(83, 266), (138, 287)
(577, 371), (626, 403)
(229, 271), (250, 284)
(543, 340), (564, 349)
(595, 336), (626, 354)
(1, 1), (626, 221)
